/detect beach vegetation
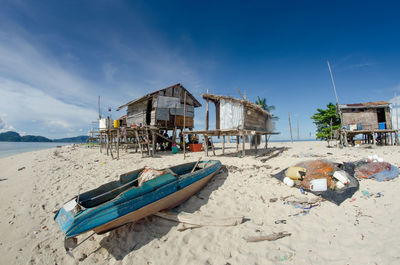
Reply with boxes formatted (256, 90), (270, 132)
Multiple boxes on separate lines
(255, 96), (279, 120)
(311, 102), (341, 140)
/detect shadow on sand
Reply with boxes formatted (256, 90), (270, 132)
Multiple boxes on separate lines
(98, 165), (229, 260)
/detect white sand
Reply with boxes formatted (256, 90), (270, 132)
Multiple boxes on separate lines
(0, 141), (399, 264)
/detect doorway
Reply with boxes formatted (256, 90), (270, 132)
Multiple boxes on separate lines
(146, 99), (153, 125)
(377, 108), (386, 123)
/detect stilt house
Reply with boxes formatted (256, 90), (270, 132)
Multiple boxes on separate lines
(202, 94), (275, 132)
(339, 101), (392, 130)
(117, 83), (202, 129)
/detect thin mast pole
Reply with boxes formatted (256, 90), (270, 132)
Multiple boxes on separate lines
(396, 92), (399, 131)
(98, 96), (101, 120)
(327, 61), (343, 124)
(288, 112), (293, 143)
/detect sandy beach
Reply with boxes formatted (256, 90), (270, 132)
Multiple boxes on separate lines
(0, 141), (399, 265)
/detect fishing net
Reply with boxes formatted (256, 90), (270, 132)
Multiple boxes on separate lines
(355, 162), (399, 181)
(295, 160), (336, 189)
(273, 160), (359, 205)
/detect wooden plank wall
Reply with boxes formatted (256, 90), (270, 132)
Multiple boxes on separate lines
(243, 106), (267, 131)
(127, 101), (147, 126)
(342, 109), (378, 130)
(385, 107), (393, 129)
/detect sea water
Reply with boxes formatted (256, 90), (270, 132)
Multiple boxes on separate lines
(0, 142), (72, 159)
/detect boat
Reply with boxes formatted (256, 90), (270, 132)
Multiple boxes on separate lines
(54, 160), (222, 249)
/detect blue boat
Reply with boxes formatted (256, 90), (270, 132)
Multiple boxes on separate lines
(54, 160), (222, 248)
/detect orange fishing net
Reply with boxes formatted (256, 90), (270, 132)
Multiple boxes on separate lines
(296, 160), (335, 189)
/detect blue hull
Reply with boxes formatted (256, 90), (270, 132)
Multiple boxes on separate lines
(55, 160), (221, 238)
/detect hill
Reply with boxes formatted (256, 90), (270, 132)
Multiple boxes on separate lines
(0, 131), (89, 143)
(0, 131), (22, 142)
(53, 136), (89, 143)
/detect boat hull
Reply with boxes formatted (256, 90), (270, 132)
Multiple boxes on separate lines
(55, 160), (222, 238)
(94, 169), (218, 234)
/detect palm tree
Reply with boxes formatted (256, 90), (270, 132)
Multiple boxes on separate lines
(255, 96), (278, 120)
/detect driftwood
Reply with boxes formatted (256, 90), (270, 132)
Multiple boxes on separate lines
(154, 211), (244, 227)
(245, 231), (291, 242)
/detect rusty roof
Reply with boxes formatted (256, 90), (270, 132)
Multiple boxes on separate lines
(339, 101), (391, 109)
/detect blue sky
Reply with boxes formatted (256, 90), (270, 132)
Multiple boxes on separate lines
(0, 0), (399, 139)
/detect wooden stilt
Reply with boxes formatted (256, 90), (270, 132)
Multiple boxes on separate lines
(183, 92), (187, 160)
(106, 132), (109, 156)
(222, 135), (225, 155)
(100, 133), (103, 153)
(390, 132), (393, 145)
(172, 127), (177, 144)
(204, 135), (209, 157)
(146, 129), (151, 156)
(254, 136), (258, 155)
(242, 135), (245, 157)
(236, 136), (239, 152)
(135, 130), (143, 157)
(152, 130), (156, 157)
(117, 128), (120, 160)
(372, 131), (376, 145)
(210, 137), (216, 156)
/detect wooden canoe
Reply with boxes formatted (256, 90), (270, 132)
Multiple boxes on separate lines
(54, 160), (222, 239)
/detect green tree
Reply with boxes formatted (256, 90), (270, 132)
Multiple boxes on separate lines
(255, 96), (279, 120)
(311, 102), (341, 140)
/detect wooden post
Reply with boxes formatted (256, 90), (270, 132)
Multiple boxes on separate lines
(204, 135), (209, 157)
(372, 131), (376, 145)
(242, 134), (245, 157)
(205, 99), (209, 131)
(183, 92), (187, 159)
(254, 135), (258, 155)
(124, 130), (127, 152)
(172, 127), (177, 144)
(152, 130), (156, 156)
(210, 137), (216, 156)
(222, 135), (225, 155)
(117, 128), (120, 160)
(146, 128), (151, 156)
(99, 132), (103, 153)
(135, 130), (143, 157)
(288, 112), (293, 143)
(236, 136), (239, 151)
(215, 101), (220, 130)
(390, 132), (393, 145)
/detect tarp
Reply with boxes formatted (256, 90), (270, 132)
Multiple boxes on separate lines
(273, 161), (359, 205)
(220, 99), (244, 129)
(156, 96), (181, 108)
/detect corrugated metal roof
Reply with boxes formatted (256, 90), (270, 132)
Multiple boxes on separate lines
(117, 83), (202, 110)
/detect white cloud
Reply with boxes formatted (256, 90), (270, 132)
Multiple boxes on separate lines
(0, 78), (98, 137)
(0, 116), (15, 132)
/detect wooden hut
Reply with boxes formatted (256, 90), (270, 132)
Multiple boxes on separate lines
(185, 93), (278, 157)
(117, 83), (201, 130)
(202, 94), (275, 131)
(338, 101), (398, 145)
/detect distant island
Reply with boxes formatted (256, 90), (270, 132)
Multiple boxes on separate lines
(0, 131), (89, 143)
